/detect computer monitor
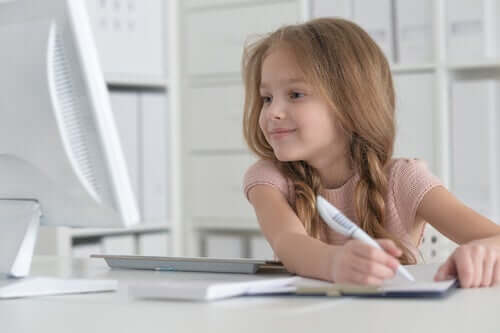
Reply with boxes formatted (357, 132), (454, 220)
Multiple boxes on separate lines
(0, 0), (139, 295)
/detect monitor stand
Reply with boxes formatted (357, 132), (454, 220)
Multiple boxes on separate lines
(0, 200), (117, 299)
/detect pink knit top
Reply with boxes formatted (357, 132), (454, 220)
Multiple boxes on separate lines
(243, 158), (443, 262)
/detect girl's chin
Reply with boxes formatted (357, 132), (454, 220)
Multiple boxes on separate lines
(273, 151), (303, 162)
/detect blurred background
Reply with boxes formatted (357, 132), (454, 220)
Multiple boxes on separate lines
(34, 0), (500, 264)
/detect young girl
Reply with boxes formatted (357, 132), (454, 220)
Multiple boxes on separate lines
(241, 17), (500, 288)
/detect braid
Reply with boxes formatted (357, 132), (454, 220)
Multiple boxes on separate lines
(278, 161), (326, 240)
(351, 135), (416, 264)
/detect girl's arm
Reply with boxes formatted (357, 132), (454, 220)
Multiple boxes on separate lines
(248, 184), (336, 281)
(417, 186), (500, 287)
(248, 184), (401, 284)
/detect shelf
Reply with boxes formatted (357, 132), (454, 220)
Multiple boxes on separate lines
(391, 63), (437, 74)
(187, 73), (242, 87)
(192, 218), (260, 232)
(448, 61), (500, 72)
(187, 64), (438, 84)
(105, 74), (168, 89)
(185, 0), (289, 12)
(71, 224), (171, 239)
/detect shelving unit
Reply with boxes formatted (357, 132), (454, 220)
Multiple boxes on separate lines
(180, 0), (500, 263)
(35, 0), (500, 264)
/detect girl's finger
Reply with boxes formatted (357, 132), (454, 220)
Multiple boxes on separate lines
(349, 255), (395, 280)
(493, 260), (500, 286)
(455, 250), (474, 288)
(472, 247), (485, 288)
(481, 250), (495, 287)
(351, 242), (400, 272)
(435, 256), (456, 281)
(350, 267), (384, 286)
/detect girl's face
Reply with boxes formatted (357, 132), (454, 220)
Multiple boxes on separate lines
(258, 46), (348, 165)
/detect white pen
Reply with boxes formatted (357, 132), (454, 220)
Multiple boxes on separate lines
(316, 195), (415, 282)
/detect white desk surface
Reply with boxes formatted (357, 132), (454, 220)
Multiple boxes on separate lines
(1, 256), (499, 333)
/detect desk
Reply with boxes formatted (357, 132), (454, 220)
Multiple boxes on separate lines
(1, 256), (499, 333)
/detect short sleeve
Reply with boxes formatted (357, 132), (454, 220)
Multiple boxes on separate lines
(392, 159), (443, 231)
(243, 159), (293, 203)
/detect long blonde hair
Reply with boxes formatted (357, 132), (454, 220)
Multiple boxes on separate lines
(242, 17), (416, 264)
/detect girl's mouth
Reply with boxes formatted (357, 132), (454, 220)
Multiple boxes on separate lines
(269, 129), (296, 139)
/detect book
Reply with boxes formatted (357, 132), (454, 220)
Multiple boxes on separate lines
(128, 264), (457, 301)
(92, 254), (287, 274)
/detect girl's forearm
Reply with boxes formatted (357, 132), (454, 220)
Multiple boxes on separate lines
(272, 232), (338, 282)
(472, 233), (500, 246)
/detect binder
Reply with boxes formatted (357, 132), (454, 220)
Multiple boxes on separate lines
(110, 91), (140, 197)
(138, 233), (169, 256)
(447, 0), (500, 63)
(250, 236), (275, 260)
(140, 92), (168, 225)
(393, 73), (435, 171)
(204, 234), (245, 259)
(395, 0), (433, 64)
(85, 0), (165, 79)
(101, 235), (137, 255)
(451, 80), (497, 219)
(352, 0), (394, 63)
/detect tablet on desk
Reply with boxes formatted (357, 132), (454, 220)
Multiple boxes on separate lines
(90, 254), (287, 274)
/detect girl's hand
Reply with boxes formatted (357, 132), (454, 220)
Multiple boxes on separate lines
(435, 242), (500, 288)
(330, 239), (402, 285)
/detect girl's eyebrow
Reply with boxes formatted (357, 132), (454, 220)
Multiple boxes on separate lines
(260, 78), (307, 90)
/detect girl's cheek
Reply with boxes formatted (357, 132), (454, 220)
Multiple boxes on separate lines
(258, 112), (266, 133)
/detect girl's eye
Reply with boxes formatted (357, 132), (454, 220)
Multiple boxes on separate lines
(261, 96), (272, 104)
(290, 92), (304, 99)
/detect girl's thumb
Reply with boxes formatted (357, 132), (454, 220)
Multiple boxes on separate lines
(435, 258), (455, 281)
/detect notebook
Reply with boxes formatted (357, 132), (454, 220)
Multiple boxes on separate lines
(91, 254), (286, 274)
(294, 279), (458, 298)
(128, 263), (457, 301)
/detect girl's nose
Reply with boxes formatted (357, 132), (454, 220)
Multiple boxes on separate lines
(268, 100), (286, 120)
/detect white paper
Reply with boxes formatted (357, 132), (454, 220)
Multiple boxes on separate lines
(129, 276), (299, 301)
(0, 277), (117, 299)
